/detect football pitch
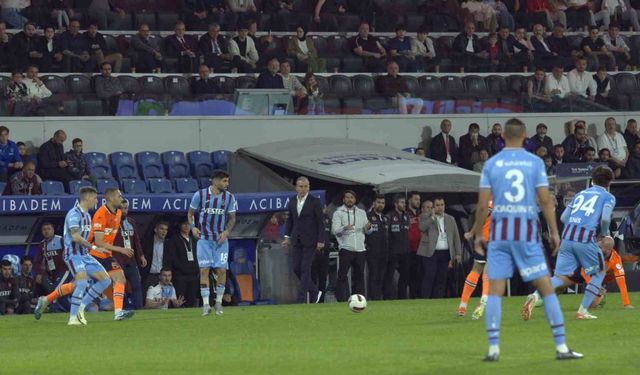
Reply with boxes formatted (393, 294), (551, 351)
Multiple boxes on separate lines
(2, 293), (639, 375)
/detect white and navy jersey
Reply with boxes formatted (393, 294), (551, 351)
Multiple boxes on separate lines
(562, 185), (616, 243)
(190, 187), (237, 241)
(63, 205), (92, 259)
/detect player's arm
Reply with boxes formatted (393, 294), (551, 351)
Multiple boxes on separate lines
(93, 231), (133, 257)
(537, 186), (560, 253)
(599, 202), (614, 237)
(70, 227), (102, 252)
(615, 273), (632, 307)
(144, 297), (164, 309)
(188, 191), (201, 238)
(560, 204), (572, 225)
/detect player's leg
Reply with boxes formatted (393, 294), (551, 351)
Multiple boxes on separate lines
(34, 278), (75, 320)
(459, 261), (484, 316)
(483, 242), (512, 361)
(576, 243), (606, 319)
(64, 257), (89, 325)
(211, 241), (230, 315)
(197, 240), (214, 315)
(78, 257), (112, 323)
(472, 263), (488, 320)
(109, 267), (134, 320)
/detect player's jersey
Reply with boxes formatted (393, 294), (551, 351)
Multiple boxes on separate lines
(35, 235), (67, 276)
(190, 187), (237, 241)
(63, 205), (92, 259)
(88, 205), (122, 259)
(480, 148), (547, 243)
(562, 185), (615, 243)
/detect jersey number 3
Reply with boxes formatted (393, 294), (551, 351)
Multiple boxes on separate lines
(504, 169), (525, 203)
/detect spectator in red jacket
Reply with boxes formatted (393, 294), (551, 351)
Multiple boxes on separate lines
(7, 161), (41, 195)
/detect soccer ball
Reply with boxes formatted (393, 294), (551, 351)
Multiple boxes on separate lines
(348, 294), (367, 313)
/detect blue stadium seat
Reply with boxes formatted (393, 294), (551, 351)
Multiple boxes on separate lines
(121, 178), (147, 194)
(84, 152), (107, 168)
(147, 178), (173, 194)
(211, 150), (232, 170)
(110, 152), (138, 179)
(96, 179), (119, 194)
(135, 151), (164, 179)
(198, 177), (211, 189)
(89, 164), (113, 179)
(69, 180), (92, 195)
(174, 178), (199, 193)
(41, 181), (66, 195)
(187, 151), (215, 178)
(161, 151), (190, 179)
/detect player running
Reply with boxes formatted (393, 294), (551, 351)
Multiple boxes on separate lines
(188, 170), (237, 316)
(522, 168), (617, 320)
(472, 118), (582, 361)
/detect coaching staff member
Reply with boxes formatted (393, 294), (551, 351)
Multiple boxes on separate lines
(282, 176), (324, 303)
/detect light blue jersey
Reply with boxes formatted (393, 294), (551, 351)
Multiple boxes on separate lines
(190, 187), (237, 242)
(561, 185), (616, 243)
(63, 205), (92, 260)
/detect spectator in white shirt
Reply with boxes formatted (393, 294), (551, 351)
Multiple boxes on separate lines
(23, 65), (51, 101)
(597, 117), (629, 167)
(602, 25), (632, 71)
(145, 268), (185, 309)
(568, 57), (597, 100)
(545, 65), (570, 99)
(411, 27), (439, 73)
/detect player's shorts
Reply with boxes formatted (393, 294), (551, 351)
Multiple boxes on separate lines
(197, 239), (229, 269)
(96, 256), (122, 274)
(487, 240), (549, 282)
(554, 240), (604, 277)
(65, 254), (108, 277)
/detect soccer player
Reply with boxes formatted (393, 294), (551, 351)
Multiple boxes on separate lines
(473, 118), (582, 361)
(523, 166), (616, 320)
(88, 188), (135, 320)
(188, 170), (237, 316)
(57, 187), (112, 325)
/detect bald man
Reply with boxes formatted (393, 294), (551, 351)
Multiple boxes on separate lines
(37, 129), (73, 190)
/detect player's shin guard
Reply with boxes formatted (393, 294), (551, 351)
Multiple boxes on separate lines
(200, 284), (210, 306)
(70, 279), (88, 318)
(460, 271), (480, 307)
(47, 282), (75, 304)
(113, 282), (125, 313)
(81, 278), (111, 307)
(485, 295), (502, 349)
(215, 284), (225, 305)
(581, 272), (606, 310)
(542, 294), (566, 347)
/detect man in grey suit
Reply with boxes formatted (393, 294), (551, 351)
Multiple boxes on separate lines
(417, 197), (462, 298)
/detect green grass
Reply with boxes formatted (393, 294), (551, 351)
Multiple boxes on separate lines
(2, 293), (639, 375)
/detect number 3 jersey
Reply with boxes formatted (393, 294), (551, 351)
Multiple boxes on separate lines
(562, 185), (615, 242)
(480, 148), (548, 243)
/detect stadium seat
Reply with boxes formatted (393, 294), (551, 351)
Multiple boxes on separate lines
(198, 177), (211, 189)
(110, 151), (138, 179)
(164, 76), (191, 99)
(329, 75), (353, 98)
(84, 152), (107, 168)
(136, 151), (165, 179)
(352, 75), (376, 97)
(174, 177), (199, 193)
(187, 151), (215, 178)
(229, 247), (273, 305)
(463, 75), (488, 99)
(213, 76), (235, 94)
(404, 76), (421, 96)
(139, 76), (165, 96)
(96, 179), (119, 194)
(69, 180), (92, 195)
(134, 12), (156, 30)
(43, 75), (66, 94)
(211, 150), (231, 170)
(121, 178), (147, 194)
(0, 182), (5, 195)
(66, 75), (93, 95)
(41, 181), (66, 195)
(89, 163), (113, 179)
(420, 76), (443, 99)
(441, 76), (465, 98)
(147, 178), (173, 194)
(157, 12), (179, 31)
(235, 76), (257, 89)
(161, 151), (190, 178)
(119, 75), (141, 94)
(485, 75), (508, 96)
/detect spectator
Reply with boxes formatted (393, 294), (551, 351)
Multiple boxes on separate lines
(228, 24), (259, 73)
(84, 21), (123, 73)
(130, 23), (164, 73)
(526, 0), (567, 29)
(384, 195), (410, 300)
(583, 146), (597, 162)
(166, 21), (200, 73)
(247, 20), (277, 68)
(36, 25), (64, 72)
(544, 64), (570, 110)
(0, 259), (18, 315)
(430, 119), (458, 165)
(418, 196), (462, 299)
(458, 123), (487, 170)
(37, 129), (72, 189)
(543, 154), (555, 175)
(365, 195), (389, 301)
(387, 24), (415, 72)
(64, 138), (90, 181)
(192, 64), (221, 96)
(598, 148), (622, 178)
(496, 26), (532, 72)
(581, 26), (615, 71)
(604, 0), (639, 31)
(350, 21), (387, 73)
(287, 24), (326, 73)
(461, 0), (497, 31)
(144, 268), (185, 309)
(6, 70), (32, 116)
(532, 123), (554, 152)
(15, 255), (35, 314)
(530, 23), (555, 70)
(623, 141), (640, 178)
(0, 21), (10, 70)
(527, 67), (552, 110)
(486, 123), (502, 155)
(302, 72), (325, 115)
(411, 27), (439, 73)
(624, 119), (639, 148)
(113, 201), (147, 310)
(597, 117), (628, 167)
(24, 65), (52, 110)
(165, 219), (200, 308)
(376, 60), (423, 115)
(49, 0), (72, 31)
(11, 22), (39, 71)
(226, 0), (258, 30)
(486, 32), (500, 72)
(415, 148), (426, 157)
(142, 221), (169, 294)
(545, 23), (580, 70)
(568, 57), (597, 101)
(331, 190), (371, 301)
(552, 143), (565, 165)
(59, 19), (95, 73)
(312, 0), (344, 32)
(562, 122), (596, 162)
(279, 59), (307, 111)
(7, 161), (41, 195)
(256, 57), (284, 88)
(535, 144), (548, 158)
(15, 142), (34, 166)
(602, 24), (632, 72)
(406, 192), (422, 299)
(199, 23), (233, 73)
(263, 0), (294, 31)
(179, 0), (218, 31)
(593, 65), (612, 107)
(95, 62), (123, 115)
(452, 21), (489, 73)
(473, 148), (489, 172)
(1, 0), (28, 29)
(87, 0), (129, 30)
(565, 0), (592, 31)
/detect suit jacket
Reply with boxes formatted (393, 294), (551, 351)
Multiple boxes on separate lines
(165, 34), (199, 58)
(497, 35), (528, 56)
(430, 132), (458, 164)
(458, 133), (487, 170)
(285, 194), (324, 248)
(198, 33), (229, 56)
(417, 213), (462, 259)
(141, 235), (169, 279)
(530, 36), (554, 58)
(452, 33), (481, 55)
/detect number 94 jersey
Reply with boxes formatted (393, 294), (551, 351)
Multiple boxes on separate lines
(563, 185), (615, 239)
(479, 148), (548, 243)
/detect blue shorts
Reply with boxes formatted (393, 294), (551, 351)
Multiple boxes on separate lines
(197, 239), (229, 269)
(487, 240), (549, 282)
(554, 240), (605, 277)
(65, 254), (108, 277)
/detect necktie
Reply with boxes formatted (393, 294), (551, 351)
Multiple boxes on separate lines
(212, 39), (220, 54)
(178, 37), (186, 50)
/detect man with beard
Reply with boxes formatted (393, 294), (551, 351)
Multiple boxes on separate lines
(366, 195), (389, 300)
(384, 195), (410, 299)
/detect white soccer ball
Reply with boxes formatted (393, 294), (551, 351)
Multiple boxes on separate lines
(348, 294), (367, 313)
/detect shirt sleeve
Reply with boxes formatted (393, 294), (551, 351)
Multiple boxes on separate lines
(66, 211), (80, 230)
(227, 193), (237, 213)
(535, 158), (549, 188)
(189, 190), (200, 210)
(479, 160), (491, 189)
(92, 208), (105, 232)
(146, 286), (155, 300)
(170, 286), (177, 300)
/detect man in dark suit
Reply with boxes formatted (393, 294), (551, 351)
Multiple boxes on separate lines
(192, 64), (221, 96)
(37, 129), (73, 190)
(256, 58), (284, 89)
(458, 122), (487, 170)
(452, 21), (489, 73)
(430, 119), (458, 165)
(282, 176), (324, 303)
(141, 221), (169, 294)
(164, 219), (200, 308)
(165, 21), (200, 73)
(199, 23), (233, 72)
